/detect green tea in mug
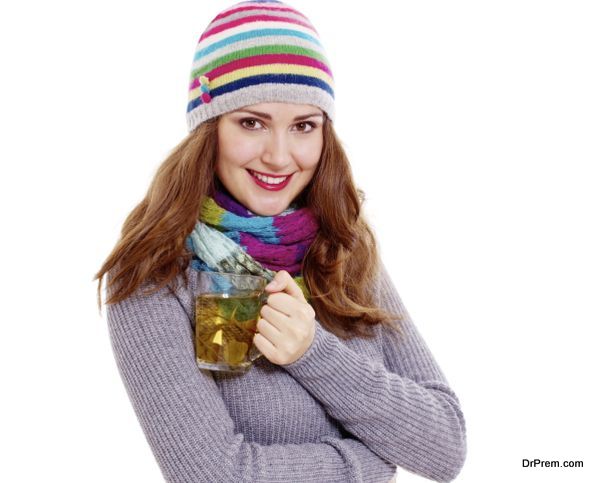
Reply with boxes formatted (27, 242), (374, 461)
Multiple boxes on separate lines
(194, 272), (266, 373)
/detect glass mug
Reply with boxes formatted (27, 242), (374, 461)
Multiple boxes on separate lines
(194, 271), (268, 373)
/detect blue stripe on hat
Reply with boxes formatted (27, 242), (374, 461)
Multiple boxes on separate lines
(194, 28), (322, 61)
(186, 73), (334, 113)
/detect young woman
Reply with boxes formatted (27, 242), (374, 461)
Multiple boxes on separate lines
(95, 1), (467, 481)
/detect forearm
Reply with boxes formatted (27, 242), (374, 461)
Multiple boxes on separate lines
(229, 437), (396, 483)
(106, 277), (396, 483)
(280, 261), (467, 482)
(281, 323), (465, 482)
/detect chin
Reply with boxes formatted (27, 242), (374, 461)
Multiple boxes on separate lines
(247, 199), (290, 217)
(252, 206), (286, 217)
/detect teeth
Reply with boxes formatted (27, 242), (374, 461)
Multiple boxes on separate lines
(250, 170), (287, 184)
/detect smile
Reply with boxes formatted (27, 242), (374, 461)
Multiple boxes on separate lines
(247, 169), (293, 191)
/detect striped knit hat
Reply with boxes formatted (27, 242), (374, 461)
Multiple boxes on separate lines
(186, 0), (335, 132)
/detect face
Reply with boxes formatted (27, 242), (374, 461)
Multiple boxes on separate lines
(215, 102), (324, 216)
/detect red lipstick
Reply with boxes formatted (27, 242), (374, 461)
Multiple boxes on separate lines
(247, 169), (293, 192)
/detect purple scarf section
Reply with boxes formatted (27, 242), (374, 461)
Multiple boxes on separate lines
(211, 184), (320, 276)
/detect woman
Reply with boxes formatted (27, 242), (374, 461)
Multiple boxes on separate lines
(95, 1), (467, 481)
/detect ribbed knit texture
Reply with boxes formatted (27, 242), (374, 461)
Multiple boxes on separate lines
(106, 261), (467, 482)
(186, 0), (335, 132)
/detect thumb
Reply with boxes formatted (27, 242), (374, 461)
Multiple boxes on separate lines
(265, 270), (287, 291)
(265, 278), (279, 290)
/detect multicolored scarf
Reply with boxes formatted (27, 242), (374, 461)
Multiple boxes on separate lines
(185, 184), (319, 301)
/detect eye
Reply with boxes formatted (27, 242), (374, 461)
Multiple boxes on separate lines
(295, 121), (317, 133)
(239, 118), (318, 132)
(239, 118), (264, 130)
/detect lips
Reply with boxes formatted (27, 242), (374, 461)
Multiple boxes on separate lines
(248, 169), (293, 179)
(246, 169), (293, 191)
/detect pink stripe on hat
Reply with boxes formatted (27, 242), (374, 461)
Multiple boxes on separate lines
(200, 14), (316, 42)
(214, 4), (310, 23)
(205, 53), (332, 80)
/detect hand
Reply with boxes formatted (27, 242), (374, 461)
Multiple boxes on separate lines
(252, 270), (316, 366)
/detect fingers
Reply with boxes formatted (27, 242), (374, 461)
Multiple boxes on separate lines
(253, 331), (275, 359)
(265, 270), (306, 302)
(254, 317), (284, 357)
(258, 307), (285, 333)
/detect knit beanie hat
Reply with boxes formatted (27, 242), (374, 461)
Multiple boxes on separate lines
(186, 0), (335, 132)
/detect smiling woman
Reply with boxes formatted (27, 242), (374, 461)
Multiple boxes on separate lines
(216, 102), (324, 216)
(94, 1), (466, 482)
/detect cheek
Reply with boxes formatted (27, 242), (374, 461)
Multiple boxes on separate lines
(295, 138), (322, 169)
(218, 122), (261, 165)
(222, 138), (262, 166)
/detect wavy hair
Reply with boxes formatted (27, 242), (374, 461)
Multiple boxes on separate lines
(94, 114), (404, 339)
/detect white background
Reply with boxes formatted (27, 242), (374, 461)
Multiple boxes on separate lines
(1, 1), (598, 482)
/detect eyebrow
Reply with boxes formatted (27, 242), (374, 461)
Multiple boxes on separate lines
(233, 109), (324, 122)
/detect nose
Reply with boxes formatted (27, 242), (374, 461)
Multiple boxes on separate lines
(260, 131), (293, 171)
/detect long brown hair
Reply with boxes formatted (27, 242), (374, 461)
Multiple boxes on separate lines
(94, 114), (404, 339)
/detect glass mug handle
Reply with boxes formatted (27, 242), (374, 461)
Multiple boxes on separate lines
(248, 288), (269, 362)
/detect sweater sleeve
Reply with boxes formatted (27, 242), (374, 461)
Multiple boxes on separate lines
(281, 263), (467, 482)
(105, 277), (397, 483)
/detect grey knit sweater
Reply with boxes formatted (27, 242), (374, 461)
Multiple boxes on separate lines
(106, 262), (466, 482)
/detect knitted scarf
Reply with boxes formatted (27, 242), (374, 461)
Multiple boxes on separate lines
(185, 183), (319, 301)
